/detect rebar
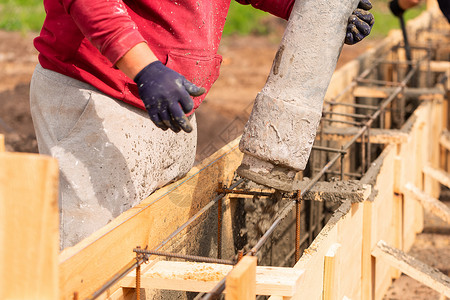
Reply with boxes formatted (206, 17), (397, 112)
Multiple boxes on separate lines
(356, 78), (404, 86)
(238, 249), (244, 262)
(133, 248), (235, 265)
(136, 264), (141, 300)
(312, 145), (347, 154)
(322, 118), (362, 126)
(217, 186), (274, 198)
(324, 101), (381, 110)
(217, 192), (222, 259)
(323, 110), (370, 119)
(295, 192), (302, 262)
(312, 169), (363, 178)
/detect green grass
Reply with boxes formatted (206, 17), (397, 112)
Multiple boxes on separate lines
(223, 0), (427, 38)
(0, 0), (427, 37)
(223, 1), (270, 36)
(369, 0), (427, 39)
(0, 0), (45, 32)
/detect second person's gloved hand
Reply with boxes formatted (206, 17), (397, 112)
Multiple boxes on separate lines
(134, 61), (205, 133)
(345, 0), (375, 45)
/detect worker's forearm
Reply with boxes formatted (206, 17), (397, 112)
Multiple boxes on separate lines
(116, 42), (159, 80)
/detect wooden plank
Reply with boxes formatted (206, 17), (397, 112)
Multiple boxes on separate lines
(0, 134), (4, 152)
(372, 240), (450, 297)
(425, 164), (450, 189)
(0, 152), (59, 299)
(353, 86), (388, 98)
(323, 243), (341, 300)
(58, 138), (243, 299)
(404, 183), (450, 224)
(426, 61), (450, 73)
(226, 256), (257, 300)
(121, 260), (303, 297)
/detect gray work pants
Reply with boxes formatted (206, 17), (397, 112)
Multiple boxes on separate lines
(30, 65), (196, 249)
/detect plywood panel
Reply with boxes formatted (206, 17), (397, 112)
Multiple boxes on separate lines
(337, 202), (364, 300)
(365, 146), (397, 300)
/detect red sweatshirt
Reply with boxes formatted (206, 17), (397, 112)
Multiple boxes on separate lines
(34, 0), (293, 111)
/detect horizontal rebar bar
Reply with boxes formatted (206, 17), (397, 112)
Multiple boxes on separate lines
(323, 110), (370, 119)
(322, 118), (362, 126)
(312, 168), (362, 178)
(133, 248), (235, 265)
(217, 187), (274, 197)
(325, 101), (383, 110)
(356, 78), (405, 86)
(312, 145), (347, 154)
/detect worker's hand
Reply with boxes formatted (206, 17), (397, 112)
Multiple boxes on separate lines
(134, 61), (205, 133)
(345, 0), (375, 45)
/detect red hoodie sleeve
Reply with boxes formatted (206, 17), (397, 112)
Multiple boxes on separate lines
(235, 0), (295, 20)
(61, 0), (146, 65)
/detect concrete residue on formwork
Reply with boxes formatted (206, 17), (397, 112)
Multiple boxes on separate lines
(400, 113), (417, 134)
(295, 179), (371, 203)
(298, 200), (352, 262)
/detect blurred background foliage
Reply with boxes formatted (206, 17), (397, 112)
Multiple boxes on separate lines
(0, 0), (426, 37)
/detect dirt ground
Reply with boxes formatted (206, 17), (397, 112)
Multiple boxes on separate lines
(1, 28), (449, 299)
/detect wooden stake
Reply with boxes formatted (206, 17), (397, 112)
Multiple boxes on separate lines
(372, 240), (450, 297)
(323, 243), (341, 300)
(226, 256), (257, 300)
(0, 152), (59, 299)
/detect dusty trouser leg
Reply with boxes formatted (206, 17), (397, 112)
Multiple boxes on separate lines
(30, 64), (197, 249)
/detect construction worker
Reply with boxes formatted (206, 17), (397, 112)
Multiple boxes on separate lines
(30, 0), (374, 249)
(389, 0), (450, 22)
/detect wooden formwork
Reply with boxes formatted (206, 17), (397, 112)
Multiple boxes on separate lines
(1, 4), (450, 300)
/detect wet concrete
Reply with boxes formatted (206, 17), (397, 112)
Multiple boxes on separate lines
(296, 179), (371, 203)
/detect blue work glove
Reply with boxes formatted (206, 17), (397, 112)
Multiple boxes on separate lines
(345, 0), (375, 45)
(389, 0), (405, 17)
(134, 61), (205, 133)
